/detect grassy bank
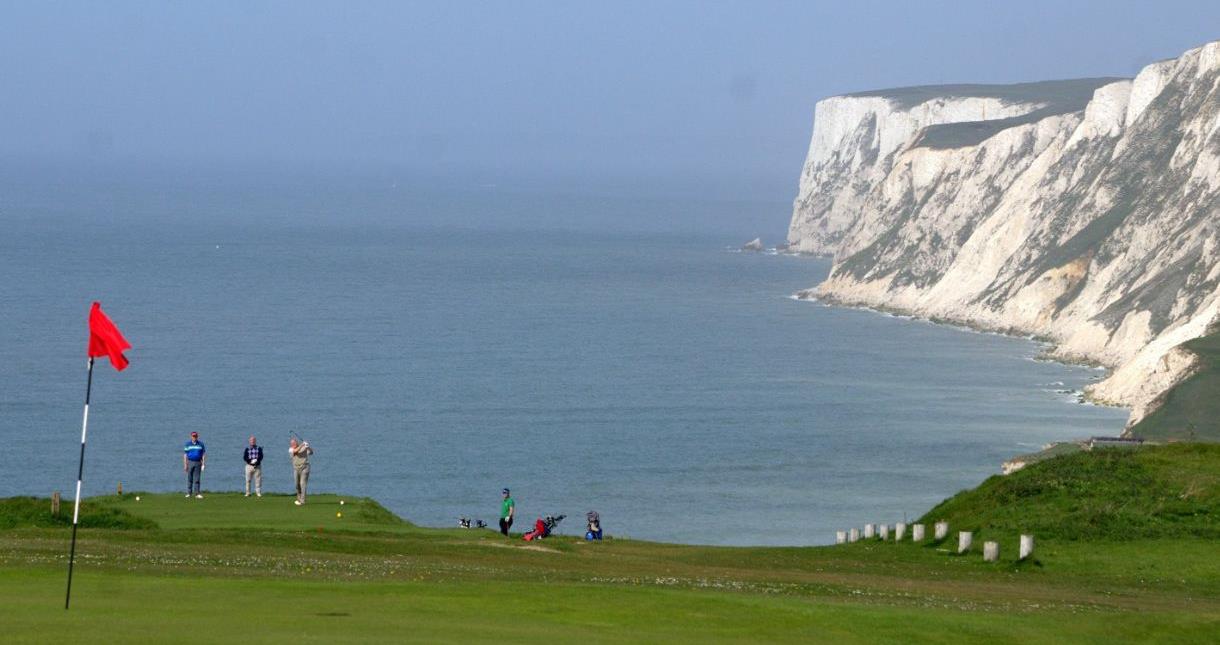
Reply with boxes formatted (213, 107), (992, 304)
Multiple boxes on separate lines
(922, 443), (1220, 540)
(2, 446), (1220, 642)
(1130, 328), (1220, 441)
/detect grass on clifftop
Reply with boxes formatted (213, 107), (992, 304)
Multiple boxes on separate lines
(97, 492), (408, 532)
(921, 443), (1220, 541)
(3, 447), (1220, 642)
(0, 497), (154, 530)
(1, 493), (405, 533)
(1130, 329), (1220, 442)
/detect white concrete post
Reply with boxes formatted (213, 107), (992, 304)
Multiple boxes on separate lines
(836, 531), (846, 545)
(934, 521), (948, 540)
(849, 528), (860, 543)
(864, 523), (875, 539)
(957, 531), (972, 554)
(1019, 534), (1035, 560)
(879, 524), (889, 541)
(911, 523), (925, 541)
(895, 522), (907, 541)
(983, 541), (999, 562)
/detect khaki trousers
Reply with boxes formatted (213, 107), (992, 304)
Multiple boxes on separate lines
(294, 464), (310, 502)
(244, 463), (262, 495)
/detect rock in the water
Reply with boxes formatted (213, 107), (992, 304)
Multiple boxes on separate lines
(741, 237), (764, 252)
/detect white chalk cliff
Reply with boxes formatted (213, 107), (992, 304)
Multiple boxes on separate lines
(789, 41), (1220, 428)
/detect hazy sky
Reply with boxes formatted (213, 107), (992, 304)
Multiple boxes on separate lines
(2, 1), (1219, 199)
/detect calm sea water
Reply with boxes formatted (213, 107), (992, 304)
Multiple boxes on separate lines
(0, 179), (1127, 545)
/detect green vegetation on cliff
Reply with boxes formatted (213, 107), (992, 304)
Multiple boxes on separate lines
(1129, 329), (1220, 442)
(2, 448), (1219, 642)
(922, 443), (1220, 541)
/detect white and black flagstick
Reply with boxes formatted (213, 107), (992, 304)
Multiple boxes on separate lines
(65, 356), (95, 610)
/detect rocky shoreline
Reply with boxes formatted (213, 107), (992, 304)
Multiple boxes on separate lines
(786, 40), (1220, 429)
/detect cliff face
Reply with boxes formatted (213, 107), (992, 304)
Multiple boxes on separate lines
(789, 42), (1220, 428)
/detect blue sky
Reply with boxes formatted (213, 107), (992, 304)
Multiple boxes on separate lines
(1, 1), (1218, 200)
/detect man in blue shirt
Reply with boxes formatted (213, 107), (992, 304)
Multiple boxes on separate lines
(183, 431), (206, 498)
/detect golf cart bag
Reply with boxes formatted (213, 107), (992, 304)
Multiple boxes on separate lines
(458, 517), (486, 529)
(585, 510), (602, 540)
(523, 514), (565, 541)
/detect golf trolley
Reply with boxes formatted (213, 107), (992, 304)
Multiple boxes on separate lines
(523, 514), (565, 541)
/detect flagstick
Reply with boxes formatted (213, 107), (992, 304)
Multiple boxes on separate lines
(65, 357), (94, 610)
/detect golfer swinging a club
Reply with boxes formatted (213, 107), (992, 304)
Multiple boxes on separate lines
(289, 435), (314, 505)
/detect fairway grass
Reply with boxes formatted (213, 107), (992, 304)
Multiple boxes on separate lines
(95, 492), (414, 532)
(4, 448), (1220, 642)
(3, 567), (1217, 644)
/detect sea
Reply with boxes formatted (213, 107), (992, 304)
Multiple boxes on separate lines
(0, 169), (1127, 545)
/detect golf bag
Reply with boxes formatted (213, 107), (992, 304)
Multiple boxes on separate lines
(585, 510), (602, 540)
(523, 514), (565, 541)
(458, 517), (487, 529)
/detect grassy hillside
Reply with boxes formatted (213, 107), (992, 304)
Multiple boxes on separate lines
(0, 497), (154, 530)
(3, 449), (1220, 642)
(1130, 329), (1220, 442)
(921, 443), (1220, 541)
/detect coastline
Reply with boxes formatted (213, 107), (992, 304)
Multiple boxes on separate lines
(785, 276), (1130, 468)
(795, 288), (1118, 383)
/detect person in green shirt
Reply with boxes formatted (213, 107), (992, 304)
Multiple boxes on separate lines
(499, 488), (515, 535)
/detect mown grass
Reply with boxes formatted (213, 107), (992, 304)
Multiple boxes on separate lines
(10, 567), (1218, 645)
(3, 446), (1220, 642)
(1130, 329), (1220, 442)
(86, 492), (411, 532)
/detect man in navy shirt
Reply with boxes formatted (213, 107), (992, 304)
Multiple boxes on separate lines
(183, 431), (206, 498)
(243, 435), (263, 497)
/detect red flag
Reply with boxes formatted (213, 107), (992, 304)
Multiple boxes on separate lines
(88, 302), (131, 371)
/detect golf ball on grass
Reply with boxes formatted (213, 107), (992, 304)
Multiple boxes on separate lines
(135, 496), (140, 501)
(336, 512), (342, 518)
(339, 500), (345, 505)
